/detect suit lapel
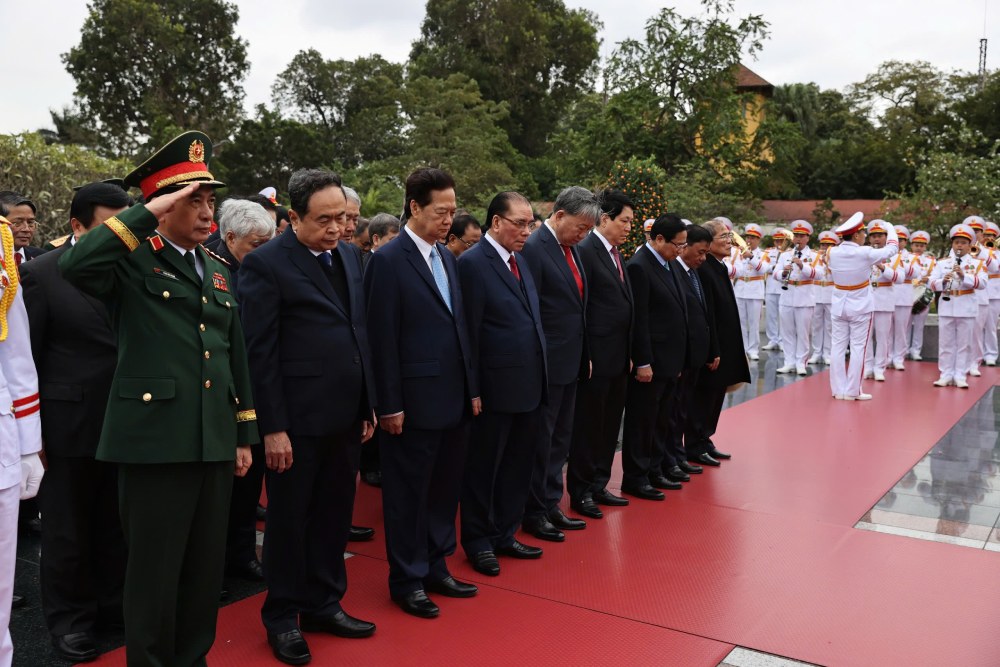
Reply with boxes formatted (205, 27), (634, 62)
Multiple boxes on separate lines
(335, 244), (357, 317)
(287, 233), (347, 316)
(592, 234), (630, 301)
(400, 230), (451, 314)
(482, 239), (530, 310)
(540, 225), (580, 303)
(158, 238), (201, 286)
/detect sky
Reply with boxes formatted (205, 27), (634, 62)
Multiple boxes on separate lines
(0, 0), (997, 134)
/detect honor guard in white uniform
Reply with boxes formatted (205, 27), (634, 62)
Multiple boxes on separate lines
(776, 221), (818, 375)
(930, 223), (987, 388)
(642, 219), (654, 243)
(0, 217), (44, 667)
(734, 223), (767, 360)
(808, 231), (837, 365)
(828, 213), (898, 400)
(889, 225), (919, 371)
(962, 216), (992, 376)
(762, 228), (789, 351)
(907, 230), (936, 360)
(863, 220), (901, 382)
(983, 221), (1000, 366)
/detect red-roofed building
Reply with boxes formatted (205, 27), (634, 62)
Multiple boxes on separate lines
(761, 199), (899, 232)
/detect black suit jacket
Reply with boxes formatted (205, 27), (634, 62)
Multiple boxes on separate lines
(520, 224), (587, 385)
(577, 232), (632, 378)
(364, 228), (477, 429)
(626, 245), (688, 379)
(239, 232), (375, 437)
(674, 259), (717, 370)
(457, 237), (547, 414)
(19, 243), (116, 457)
(213, 241), (241, 296)
(697, 256), (750, 388)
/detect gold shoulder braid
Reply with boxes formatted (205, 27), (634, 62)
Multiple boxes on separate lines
(0, 221), (20, 342)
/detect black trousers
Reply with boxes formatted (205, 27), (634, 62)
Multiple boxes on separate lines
(381, 420), (469, 597)
(226, 442), (265, 567)
(567, 372), (627, 501)
(657, 369), (699, 473)
(39, 456), (126, 637)
(118, 461), (232, 667)
(460, 408), (542, 557)
(261, 428), (360, 634)
(525, 381), (578, 520)
(359, 430), (381, 475)
(685, 383), (727, 457)
(621, 375), (678, 488)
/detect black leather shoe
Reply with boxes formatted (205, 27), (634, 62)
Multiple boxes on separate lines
(690, 453), (721, 467)
(425, 575), (478, 598)
(52, 632), (98, 663)
(469, 551), (500, 576)
(392, 590), (439, 618)
(256, 503), (267, 522)
(648, 475), (682, 490)
(496, 540), (543, 559)
(548, 508), (586, 530)
(11, 594), (25, 610)
(300, 610), (375, 638)
(593, 489), (629, 506)
(522, 517), (565, 542)
(710, 449), (732, 460)
(231, 558), (264, 581)
(678, 461), (703, 475)
(571, 496), (603, 519)
(348, 525), (375, 542)
(268, 629), (311, 665)
(621, 483), (665, 501)
(361, 471), (382, 487)
(665, 466), (690, 482)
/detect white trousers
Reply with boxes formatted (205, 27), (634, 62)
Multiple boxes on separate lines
(737, 297), (763, 355)
(891, 305), (912, 365)
(864, 311), (893, 374)
(0, 484), (18, 667)
(831, 313), (872, 398)
(939, 315), (974, 382)
(970, 303), (989, 371)
(765, 292), (782, 346)
(909, 308), (929, 358)
(811, 303), (832, 360)
(780, 305), (814, 368)
(986, 299), (1000, 363)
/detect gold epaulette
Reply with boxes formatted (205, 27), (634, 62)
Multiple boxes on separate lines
(201, 244), (230, 267)
(48, 235), (70, 248)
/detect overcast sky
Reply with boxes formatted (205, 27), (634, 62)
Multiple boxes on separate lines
(0, 0), (997, 134)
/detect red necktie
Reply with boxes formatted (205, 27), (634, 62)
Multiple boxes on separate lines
(13, 253), (21, 267)
(562, 245), (583, 298)
(611, 247), (624, 282)
(508, 255), (521, 281)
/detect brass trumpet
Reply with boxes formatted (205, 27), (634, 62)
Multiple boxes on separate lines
(731, 230), (751, 255)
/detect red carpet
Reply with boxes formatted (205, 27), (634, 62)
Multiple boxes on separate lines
(98, 362), (1000, 666)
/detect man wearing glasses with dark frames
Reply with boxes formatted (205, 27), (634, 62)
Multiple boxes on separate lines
(0, 193), (44, 264)
(445, 213), (482, 258)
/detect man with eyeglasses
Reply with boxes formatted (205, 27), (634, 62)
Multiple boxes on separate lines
(446, 213), (482, 258)
(0, 193), (44, 263)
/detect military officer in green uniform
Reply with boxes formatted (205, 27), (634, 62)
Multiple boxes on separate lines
(59, 131), (258, 667)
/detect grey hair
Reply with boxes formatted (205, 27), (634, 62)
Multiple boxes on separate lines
(553, 186), (601, 223)
(218, 199), (276, 240)
(342, 185), (361, 206)
(702, 219), (727, 235)
(369, 212), (401, 239)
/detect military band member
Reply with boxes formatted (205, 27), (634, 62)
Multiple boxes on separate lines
(930, 224), (988, 388)
(984, 221), (1000, 366)
(908, 230), (936, 361)
(762, 228), (789, 351)
(776, 221), (817, 375)
(828, 213), (898, 400)
(963, 216), (998, 375)
(889, 225), (919, 371)
(733, 223), (767, 360)
(863, 220), (900, 382)
(808, 231), (837, 365)
(59, 131), (258, 667)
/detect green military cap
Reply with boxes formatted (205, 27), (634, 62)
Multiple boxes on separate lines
(124, 131), (225, 200)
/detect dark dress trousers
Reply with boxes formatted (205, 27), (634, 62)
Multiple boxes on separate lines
(620, 245), (688, 488)
(457, 237), (548, 556)
(520, 224), (587, 521)
(567, 232), (633, 501)
(364, 228), (477, 597)
(20, 243), (126, 638)
(239, 231), (376, 635)
(685, 255), (751, 457)
(358, 250), (380, 480)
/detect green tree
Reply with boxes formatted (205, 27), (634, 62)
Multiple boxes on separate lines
(0, 133), (133, 243)
(603, 157), (669, 257)
(61, 0), (249, 157)
(409, 0), (601, 158)
(661, 163), (764, 226)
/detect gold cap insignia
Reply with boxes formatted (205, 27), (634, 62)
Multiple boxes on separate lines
(189, 140), (206, 163)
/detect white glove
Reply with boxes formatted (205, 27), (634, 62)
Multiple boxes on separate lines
(20, 453), (43, 500)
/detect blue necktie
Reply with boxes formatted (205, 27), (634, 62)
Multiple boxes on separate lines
(429, 247), (452, 313)
(688, 268), (704, 306)
(317, 251), (332, 267)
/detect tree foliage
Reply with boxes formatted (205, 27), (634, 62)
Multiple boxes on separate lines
(61, 0), (249, 157)
(603, 157), (668, 257)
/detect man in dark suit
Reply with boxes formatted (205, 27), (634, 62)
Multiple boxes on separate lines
(520, 186), (598, 542)
(239, 169), (378, 665)
(458, 191), (548, 577)
(0, 192), (45, 264)
(567, 190), (635, 519)
(20, 183), (130, 663)
(620, 215), (690, 501)
(364, 168), (480, 619)
(685, 221), (750, 463)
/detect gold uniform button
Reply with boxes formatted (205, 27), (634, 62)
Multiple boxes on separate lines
(142, 392), (152, 403)
(235, 397), (240, 405)
(204, 350), (211, 359)
(202, 296), (208, 304)
(162, 291), (170, 299)
(204, 380), (212, 389)
(224, 301), (231, 309)
(199, 323), (206, 332)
